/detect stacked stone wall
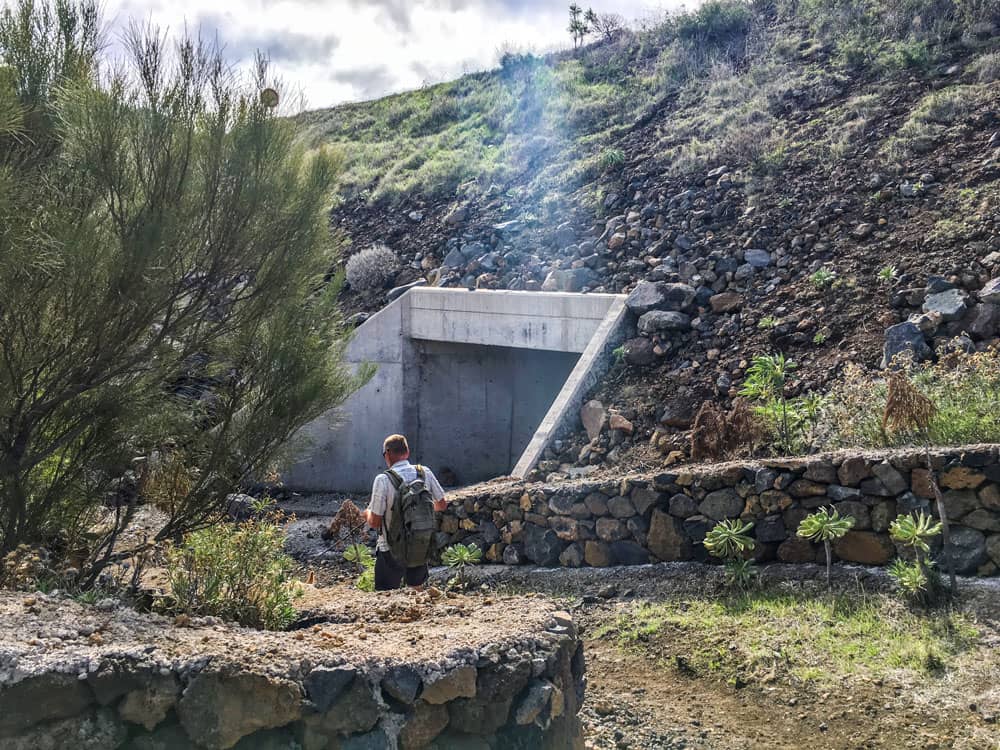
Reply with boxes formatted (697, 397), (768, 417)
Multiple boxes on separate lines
(0, 610), (584, 750)
(440, 446), (1000, 576)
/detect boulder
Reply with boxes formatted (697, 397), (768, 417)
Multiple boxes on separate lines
(698, 488), (744, 520)
(607, 496), (636, 518)
(660, 283), (697, 311)
(522, 525), (565, 566)
(625, 280), (666, 315)
(422, 666), (477, 705)
(595, 518), (627, 542)
(584, 541), (613, 567)
(118, 676), (179, 731)
(979, 277), (1000, 304)
(833, 531), (894, 565)
(381, 665), (422, 705)
(939, 466), (986, 490)
(881, 322), (930, 368)
(938, 490), (979, 520)
(922, 288), (968, 321)
(630, 487), (663, 516)
(987, 534), (1000, 566)
(638, 310), (691, 334)
(668, 493), (699, 518)
(777, 537), (817, 563)
(960, 510), (1000, 532)
(513, 681), (554, 725)
(871, 462), (908, 495)
(966, 303), (1000, 340)
(743, 249), (771, 268)
(755, 515), (787, 544)
(938, 526), (987, 575)
(399, 702), (449, 750)
(610, 540), (650, 565)
(559, 542), (585, 567)
(837, 457), (871, 486)
(0, 674), (95, 735)
(305, 667), (356, 712)
(659, 400), (696, 428)
(580, 400), (607, 441)
(709, 291), (742, 313)
(622, 337), (656, 366)
(178, 672), (303, 750)
(6, 708), (126, 750)
(648, 510), (691, 561)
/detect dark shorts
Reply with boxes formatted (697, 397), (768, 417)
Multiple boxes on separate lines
(374, 550), (429, 591)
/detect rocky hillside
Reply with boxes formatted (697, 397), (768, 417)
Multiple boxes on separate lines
(298, 0), (1000, 477)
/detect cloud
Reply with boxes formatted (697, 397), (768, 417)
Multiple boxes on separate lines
(194, 12), (339, 64)
(330, 65), (400, 100)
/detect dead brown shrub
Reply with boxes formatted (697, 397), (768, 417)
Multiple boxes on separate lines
(691, 399), (765, 461)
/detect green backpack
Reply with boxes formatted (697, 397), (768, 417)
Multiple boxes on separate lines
(384, 465), (436, 567)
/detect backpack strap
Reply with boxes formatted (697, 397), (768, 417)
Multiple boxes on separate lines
(414, 465), (425, 480)
(384, 469), (404, 490)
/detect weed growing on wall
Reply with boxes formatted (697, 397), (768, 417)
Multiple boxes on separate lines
(703, 519), (757, 590)
(797, 508), (855, 588)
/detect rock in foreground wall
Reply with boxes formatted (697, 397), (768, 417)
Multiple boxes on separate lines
(0, 595), (585, 750)
(440, 446), (1000, 576)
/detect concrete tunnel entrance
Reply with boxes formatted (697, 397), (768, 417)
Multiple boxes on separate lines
(283, 288), (628, 494)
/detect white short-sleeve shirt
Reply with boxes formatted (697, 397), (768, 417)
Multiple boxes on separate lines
(367, 460), (445, 552)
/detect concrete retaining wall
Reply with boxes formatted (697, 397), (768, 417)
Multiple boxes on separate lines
(439, 446), (1000, 576)
(283, 289), (627, 493)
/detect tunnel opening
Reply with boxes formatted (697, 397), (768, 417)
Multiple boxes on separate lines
(283, 288), (628, 493)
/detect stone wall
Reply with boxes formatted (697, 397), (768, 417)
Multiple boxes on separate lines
(439, 446), (1000, 576)
(0, 606), (584, 750)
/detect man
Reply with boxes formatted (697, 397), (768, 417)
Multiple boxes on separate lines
(364, 434), (448, 591)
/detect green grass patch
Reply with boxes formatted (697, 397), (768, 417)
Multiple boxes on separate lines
(599, 591), (980, 685)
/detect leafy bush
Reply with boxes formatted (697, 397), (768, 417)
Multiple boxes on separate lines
(166, 501), (301, 630)
(344, 543), (375, 592)
(822, 350), (1000, 449)
(598, 147), (626, 170)
(345, 244), (400, 291)
(740, 355), (825, 454)
(0, 1), (368, 582)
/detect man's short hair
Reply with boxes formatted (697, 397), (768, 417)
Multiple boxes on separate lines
(383, 434), (409, 458)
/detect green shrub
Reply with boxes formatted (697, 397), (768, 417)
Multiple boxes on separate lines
(345, 244), (399, 290)
(166, 501), (302, 630)
(344, 543), (375, 592)
(809, 267), (837, 288)
(598, 147), (626, 170)
(822, 351), (1000, 449)
(971, 51), (1000, 82)
(740, 354), (825, 454)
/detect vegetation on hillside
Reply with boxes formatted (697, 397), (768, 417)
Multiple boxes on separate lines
(0, 1), (368, 584)
(298, 0), (999, 207)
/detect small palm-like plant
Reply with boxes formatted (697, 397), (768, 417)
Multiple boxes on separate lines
(441, 543), (483, 589)
(797, 507), (856, 587)
(889, 511), (943, 605)
(890, 511), (942, 555)
(703, 519), (756, 589)
(877, 264), (899, 286)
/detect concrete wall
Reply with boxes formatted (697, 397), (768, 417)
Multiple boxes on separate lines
(283, 289), (627, 494)
(414, 342), (579, 486)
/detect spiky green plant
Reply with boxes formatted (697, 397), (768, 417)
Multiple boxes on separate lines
(877, 264), (899, 286)
(441, 543), (483, 589)
(797, 507), (856, 587)
(889, 511), (944, 605)
(703, 519), (756, 590)
(758, 315), (780, 330)
(724, 558), (756, 589)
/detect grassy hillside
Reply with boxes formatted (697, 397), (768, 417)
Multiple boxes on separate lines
(299, 0), (998, 209)
(301, 0), (1000, 476)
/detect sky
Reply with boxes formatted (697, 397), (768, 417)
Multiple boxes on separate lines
(104, 0), (686, 110)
